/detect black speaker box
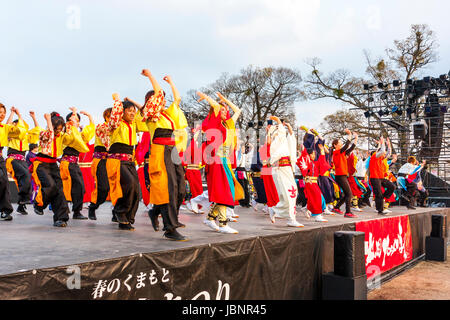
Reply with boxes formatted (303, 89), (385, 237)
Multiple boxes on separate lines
(413, 123), (427, 140)
(334, 231), (366, 278)
(430, 214), (448, 238)
(425, 236), (447, 261)
(322, 273), (367, 300)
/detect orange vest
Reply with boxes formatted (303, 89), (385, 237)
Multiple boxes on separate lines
(333, 149), (348, 176)
(369, 155), (385, 179)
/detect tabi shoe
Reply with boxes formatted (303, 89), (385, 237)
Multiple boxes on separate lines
(304, 210), (312, 219)
(73, 212), (88, 220)
(118, 223), (135, 231)
(203, 219), (220, 232)
(190, 199), (204, 214)
(287, 219), (304, 228)
(88, 207), (97, 220)
(262, 205), (269, 215)
(344, 212), (358, 218)
(17, 204), (28, 215)
(0, 212), (13, 221)
(378, 209), (390, 215)
(227, 217), (238, 222)
(406, 205), (416, 210)
(34, 205), (44, 216)
(352, 206), (363, 212)
(323, 207), (335, 215)
(314, 214), (328, 222)
(53, 220), (67, 227)
(218, 225), (239, 234)
(148, 209), (160, 231)
(269, 208), (276, 224)
(164, 229), (188, 241)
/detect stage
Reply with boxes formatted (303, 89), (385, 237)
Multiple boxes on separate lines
(0, 202), (448, 300)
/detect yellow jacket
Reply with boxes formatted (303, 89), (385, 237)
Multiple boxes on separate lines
(0, 122), (23, 148)
(8, 120), (43, 152)
(63, 122), (95, 153)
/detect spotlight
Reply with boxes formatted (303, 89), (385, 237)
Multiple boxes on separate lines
(439, 74), (447, 81)
(407, 79), (413, 85)
(380, 92), (388, 100)
(441, 105), (448, 113)
(364, 111), (371, 118)
(368, 97), (374, 102)
(248, 121), (255, 128)
(393, 80), (401, 87)
(406, 105), (414, 115)
(392, 106), (403, 116)
(257, 120), (264, 127)
(423, 76), (431, 83)
(363, 84), (369, 90)
(377, 82), (384, 89)
(377, 109), (385, 117)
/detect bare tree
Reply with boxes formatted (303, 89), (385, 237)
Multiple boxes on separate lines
(183, 65), (304, 129)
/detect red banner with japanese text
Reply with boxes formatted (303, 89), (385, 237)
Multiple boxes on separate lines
(355, 215), (413, 279)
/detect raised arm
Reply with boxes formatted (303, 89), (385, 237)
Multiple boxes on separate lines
(6, 107), (15, 124)
(108, 93), (123, 132)
(217, 92), (241, 123)
(44, 113), (53, 132)
(29, 111), (39, 127)
(163, 76), (181, 105)
(197, 92), (221, 116)
(141, 69), (163, 96)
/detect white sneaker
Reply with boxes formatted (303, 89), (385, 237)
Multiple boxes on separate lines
(323, 207), (335, 215)
(227, 217), (238, 222)
(203, 219), (219, 231)
(219, 225), (239, 234)
(379, 209), (390, 215)
(262, 205), (269, 215)
(287, 219), (304, 228)
(314, 214), (328, 222)
(227, 208), (239, 218)
(352, 206), (363, 212)
(269, 208), (276, 223)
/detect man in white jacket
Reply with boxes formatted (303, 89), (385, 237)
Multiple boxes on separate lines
(268, 116), (303, 227)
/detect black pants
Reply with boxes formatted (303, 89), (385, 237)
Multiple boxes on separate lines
(252, 176), (267, 204)
(158, 145), (186, 232)
(11, 159), (32, 204)
(89, 159), (109, 211)
(370, 178), (396, 212)
(68, 163), (85, 213)
(334, 175), (353, 213)
(405, 180), (417, 206)
(35, 162), (70, 222)
(0, 158), (13, 214)
(113, 161), (140, 225)
(237, 170), (250, 207)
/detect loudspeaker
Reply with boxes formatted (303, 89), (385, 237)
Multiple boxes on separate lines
(334, 231), (366, 278)
(425, 236), (447, 261)
(413, 122), (427, 140)
(322, 273), (367, 300)
(430, 214), (448, 238)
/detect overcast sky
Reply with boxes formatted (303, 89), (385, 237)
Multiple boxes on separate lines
(1, 0), (449, 129)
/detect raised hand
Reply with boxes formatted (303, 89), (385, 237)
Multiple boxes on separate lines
(270, 116), (281, 124)
(344, 128), (351, 135)
(141, 69), (151, 78)
(112, 93), (120, 101)
(69, 106), (77, 114)
(163, 75), (172, 84)
(44, 113), (51, 121)
(29, 111), (36, 117)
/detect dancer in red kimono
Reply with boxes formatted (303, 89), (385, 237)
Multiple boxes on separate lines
(297, 144), (328, 222)
(136, 131), (151, 207)
(79, 143), (95, 204)
(183, 125), (205, 214)
(259, 123), (280, 211)
(198, 91), (244, 234)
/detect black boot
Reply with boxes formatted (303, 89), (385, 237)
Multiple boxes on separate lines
(0, 212), (13, 221)
(88, 207), (97, 220)
(73, 211), (88, 220)
(148, 209), (159, 231)
(17, 204), (28, 215)
(406, 204), (416, 210)
(33, 204), (44, 215)
(164, 229), (188, 241)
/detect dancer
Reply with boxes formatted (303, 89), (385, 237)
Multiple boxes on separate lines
(6, 108), (42, 215)
(106, 94), (147, 231)
(300, 127), (335, 216)
(346, 149), (364, 212)
(88, 107), (112, 220)
(298, 143), (328, 222)
(0, 104), (23, 221)
(32, 112), (71, 227)
(60, 107), (95, 220)
(397, 156), (426, 210)
(198, 91), (244, 234)
(235, 139), (252, 208)
(331, 129), (358, 218)
(368, 136), (396, 215)
(268, 117), (303, 227)
(183, 125), (205, 214)
(140, 70), (188, 241)
(250, 137), (269, 214)
(355, 150), (372, 208)
(259, 122), (280, 213)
